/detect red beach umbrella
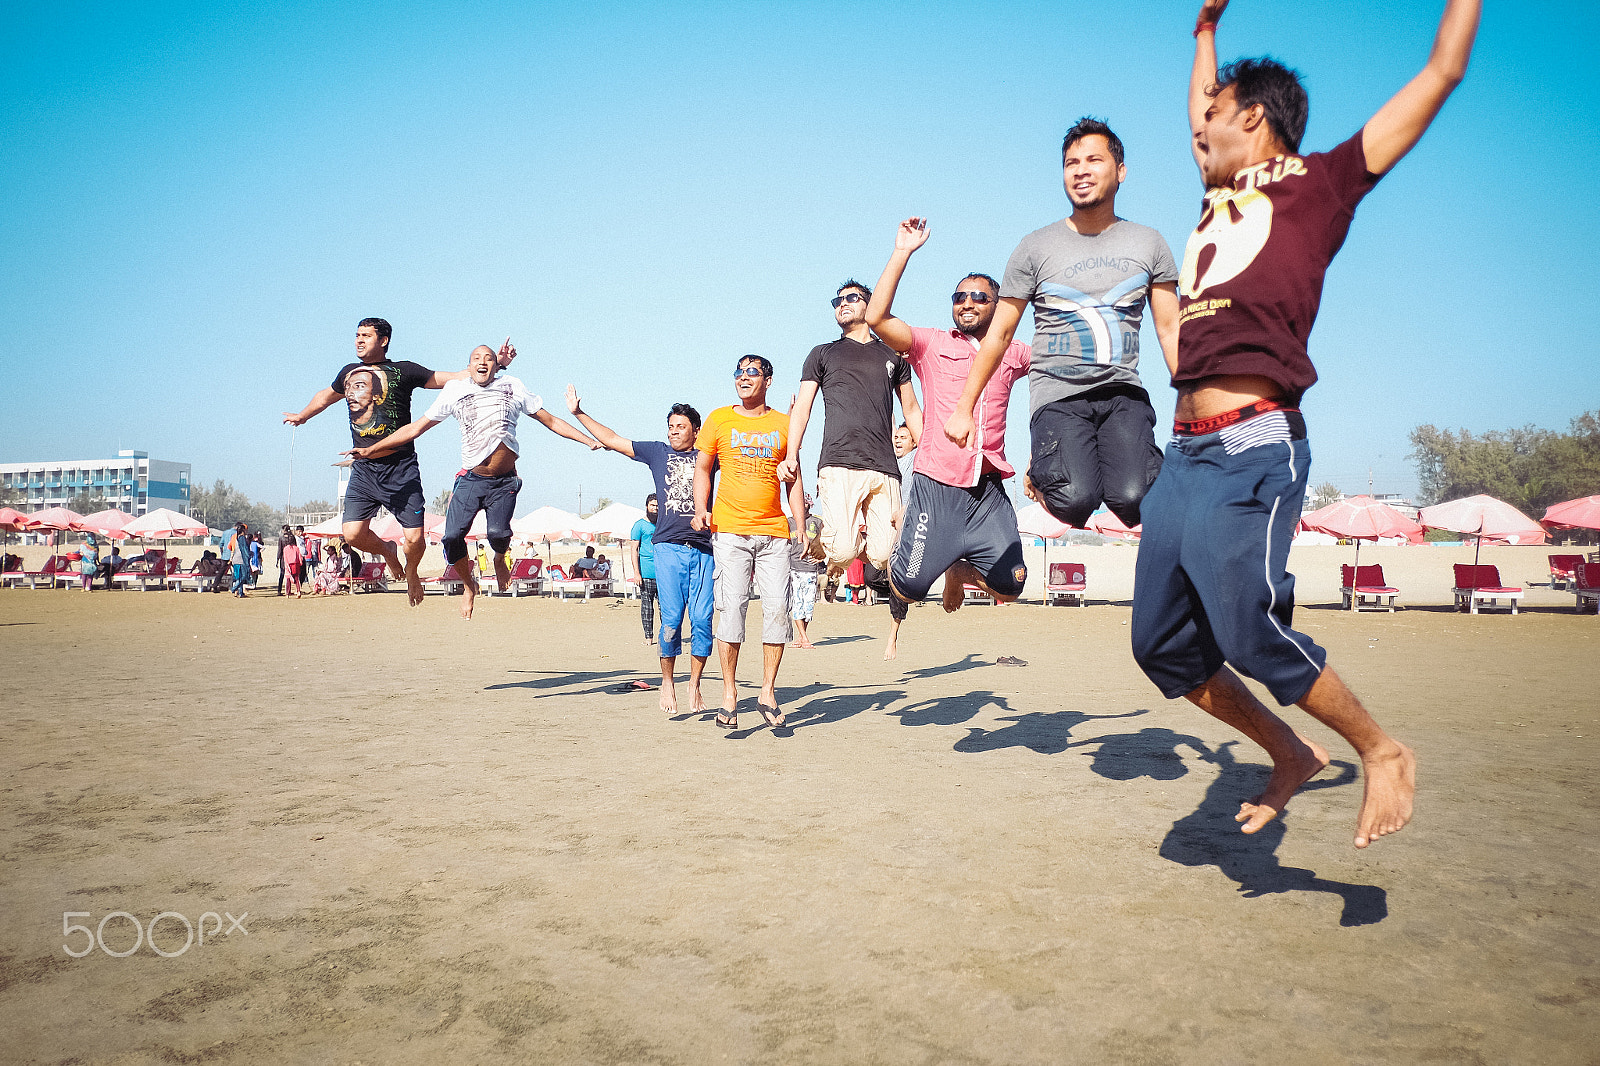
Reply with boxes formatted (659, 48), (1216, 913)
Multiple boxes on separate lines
(19, 506), (86, 532)
(79, 509), (135, 540)
(1542, 495), (1600, 532)
(0, 507), (27, 531)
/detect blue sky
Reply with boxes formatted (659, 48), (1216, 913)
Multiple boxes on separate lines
(3, 0), (1596, 514)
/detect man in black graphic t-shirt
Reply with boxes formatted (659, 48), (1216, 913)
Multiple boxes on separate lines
(284, 317), (500, 605)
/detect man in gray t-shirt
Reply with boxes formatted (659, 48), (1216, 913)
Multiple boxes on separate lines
(996, 117), (1182, 530)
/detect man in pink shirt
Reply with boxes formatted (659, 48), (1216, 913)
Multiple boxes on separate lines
(865, 217), (1032, 611)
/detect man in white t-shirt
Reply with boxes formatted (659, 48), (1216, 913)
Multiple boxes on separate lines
(348, 343), (600, 618)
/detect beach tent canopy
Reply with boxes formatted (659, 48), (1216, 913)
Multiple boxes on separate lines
(1542, 495), (1600, 532)
(19, 506), (86, 532)
(122, 508), (209, 538)
(1300, 495), (1423, 544)
(580, 503), (647, 540)
(1418, 494), (1546, 546)
(511, 506), (592, 543)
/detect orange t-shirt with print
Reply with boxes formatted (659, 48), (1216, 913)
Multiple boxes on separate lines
(695, 405), (791, 537)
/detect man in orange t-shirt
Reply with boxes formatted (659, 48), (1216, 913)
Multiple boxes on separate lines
(693, 354), (806, 732)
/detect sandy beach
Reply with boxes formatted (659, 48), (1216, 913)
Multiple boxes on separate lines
(2, 542), (1596, 1064)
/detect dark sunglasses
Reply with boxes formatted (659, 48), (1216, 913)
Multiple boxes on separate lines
(734, 367), (768, 379)
(830, 293), (866, 307)
(951, 290), (996, 305)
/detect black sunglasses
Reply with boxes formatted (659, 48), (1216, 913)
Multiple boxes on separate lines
(951, 290), (996, 305)
(734, 367), (768, 379)
(830, 293), (867, 307)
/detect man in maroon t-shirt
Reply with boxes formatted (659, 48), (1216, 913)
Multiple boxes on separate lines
(1130, 0), (1479, 850)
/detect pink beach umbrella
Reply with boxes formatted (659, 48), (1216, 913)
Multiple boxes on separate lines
(19, 506), (86, 532)
(121, 508), (209, 539)
(0, 507), (26, 531)
(1300, 494), (1423, 576)
(1014, 503), (1068, 570)
(79, 509), (135, 540)
(1085, 509), (1142, 540)
(1418, 494), (1546, 565)
(368, 512), (446, 545)
(1542, 495), (1600, 532)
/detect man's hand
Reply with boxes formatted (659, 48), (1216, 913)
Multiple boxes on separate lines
(282, 412), (307, 426)
(691, 511), (713, 532)
(1022, 473), (1040, 503)
(498, 337), (517, 369)
(775, 457), (799, 482)
(943, 408), (976, 449)
(342, 446), (376, 461)
(895, 217), (931, 254)
(565, 384), (582, 415)
(1196, 0), (1227, 31)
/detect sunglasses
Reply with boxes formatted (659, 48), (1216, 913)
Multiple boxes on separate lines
(734, 367), (768, 379)
(830, 293), (867, 307)
(951, 290), (996, 305)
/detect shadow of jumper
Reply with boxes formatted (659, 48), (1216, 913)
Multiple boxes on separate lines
(1151, 740), (1387, 927)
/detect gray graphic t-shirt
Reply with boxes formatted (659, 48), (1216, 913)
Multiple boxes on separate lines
(1001, 219), (1178, 414)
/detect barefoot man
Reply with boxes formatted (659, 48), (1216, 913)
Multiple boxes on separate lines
(565, 392), (717, 716)
(1127, 0), (1477, 848)
(866, 220), (1033, 612)
(283, 318), (507, 605)
(348, 343), (598, 618)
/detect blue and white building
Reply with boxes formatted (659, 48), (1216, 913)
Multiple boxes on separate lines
(0, 450), (191, 516)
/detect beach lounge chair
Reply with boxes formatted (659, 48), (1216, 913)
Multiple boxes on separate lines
(1340, 564), (1400, 612)
(1452, 563), (1524, 614)
(3, 554), (62, 590)
(1045, 562), (1087, 607)
(1548, 554), (1584, 590)
(114, 554), (178, 591)
(346, 560), (389, 594)
(614, 554), (640, 601)
(168, 559), (225, 592)
(1573, 562), (1600, 614)
(422, 568), (467, 595)
(507, 558), (543, 597)
(961, 581), (995, 606)
(547, 564), (607, 601)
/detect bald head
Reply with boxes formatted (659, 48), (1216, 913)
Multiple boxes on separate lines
(469, 344), (499, 385)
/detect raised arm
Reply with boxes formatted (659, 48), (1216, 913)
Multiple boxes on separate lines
(564, 385), (636, 458)
(864, 217), (929, 354)
(941, 299), (1025, 447)
(1149, 282), (1181, 378)
(532, 408), (603, 449)
(345, 417), (440, 460)
(1361, 0), (1479, 175)
(426, 338), (520, 389)
(1189, 0), (1228, 174)
(776, 381), (820, 482)
(283, 387), (341, 426)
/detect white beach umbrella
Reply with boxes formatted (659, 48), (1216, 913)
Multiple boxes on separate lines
(579, 503), (647, 540)
(511, 506), (591, 542)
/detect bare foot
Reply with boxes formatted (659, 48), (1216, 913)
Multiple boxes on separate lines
(688, 689), (709, 714)
(883, 640), (898, 661)
(494, 555), (511, 593)
(758, 689), (785, 728)
(1236, 734), (1331, 834)
(660, 686), (678, 714)
(1353, 741), (1416, 848)
(942, 562), (978, 613)
(406, 563), (425, 607)
(383, 549), (405, 582)
(459, 575), (478, 619)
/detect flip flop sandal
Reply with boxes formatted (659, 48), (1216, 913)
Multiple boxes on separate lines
(758, 704), (787, 728)
(715, 711), (738, 729)
(611, 680), (658, 693)
(997, 655), (1029, 667)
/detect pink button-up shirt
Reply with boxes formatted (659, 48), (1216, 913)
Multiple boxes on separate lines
(905, 326), (1031, 489)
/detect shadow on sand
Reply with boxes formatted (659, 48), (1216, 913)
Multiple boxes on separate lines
(485, 668), (638, 697)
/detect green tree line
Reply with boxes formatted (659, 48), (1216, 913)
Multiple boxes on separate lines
(1408, 411), (1600, 513)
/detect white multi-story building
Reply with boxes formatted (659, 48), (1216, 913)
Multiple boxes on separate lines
(0, 450), (191, 517)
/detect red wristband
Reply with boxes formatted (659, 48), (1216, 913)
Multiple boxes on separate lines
(1194, 21), (1216, 36)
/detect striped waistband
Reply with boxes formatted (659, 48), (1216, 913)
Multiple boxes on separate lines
(1173, 398), (1295, 436)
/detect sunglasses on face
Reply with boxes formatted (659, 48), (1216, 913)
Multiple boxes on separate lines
(734, 367), (768, 379)
(951, 290), (996, 305)
(830, 293), (866, 307)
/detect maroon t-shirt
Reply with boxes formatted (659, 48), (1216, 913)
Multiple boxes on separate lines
(1174, 132), (1381, 399)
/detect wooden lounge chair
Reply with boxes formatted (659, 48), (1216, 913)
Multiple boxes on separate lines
(1340, 564), (1400, 612)
(507, 558), (543, 597)
(1548, 553), (1584, 590)
(1572, 562), (1600, 615)
(4, 554), (63, 590)
(1452, 563), (1524, 615)
(1045, 562), (1087, 607)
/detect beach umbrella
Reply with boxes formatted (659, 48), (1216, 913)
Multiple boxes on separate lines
(1542, 495), (1600, 532)
(1085, 508), (1142, 540)
(1300, 495), (1424, 587)
(579, 502), (647, 541)
(19, 506), (85, 532)
(1014, 502), (1069, 571)
(1418, 494), (1546, 565)
(512, 505), (592, 557)
(122, 508), (210, 538)
(79, 509), (135, 541)
(368, 512), (445, 545)
(305, 514), (344, 536)
(0, 507), (25, 530)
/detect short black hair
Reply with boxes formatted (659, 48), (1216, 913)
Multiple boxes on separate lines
(738, 354), (774, 379)
(961, 273), (1000, 297)
(645, 493), (658, 508)
(1061, 116), (1124, 166)
(836, 279), (872, 301)
(668, 403), (702, 433)
(1210, 57), (1308, 153)
(358, 317), (392, 341)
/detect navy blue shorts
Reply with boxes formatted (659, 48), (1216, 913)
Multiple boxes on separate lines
(1130, 413), (1326, 706)
(890, 472), (1026, 602)
(343, 456), (426, 528)
(442, 471), (521, 564)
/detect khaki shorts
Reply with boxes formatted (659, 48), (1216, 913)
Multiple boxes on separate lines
(712, 533), (793, 645)
(814, 466), (902, 573)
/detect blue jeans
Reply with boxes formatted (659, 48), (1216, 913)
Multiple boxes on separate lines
(442, 471), (521, 565)
(230, 562), (247, 595)
(653, 541), (714, 658)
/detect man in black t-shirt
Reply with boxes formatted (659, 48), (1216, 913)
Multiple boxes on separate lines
(778, 280), (922, 595)
(283, 317), (501, 605)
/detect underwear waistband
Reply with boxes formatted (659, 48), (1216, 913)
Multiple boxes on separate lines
(1174, 399), (1297, 437)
